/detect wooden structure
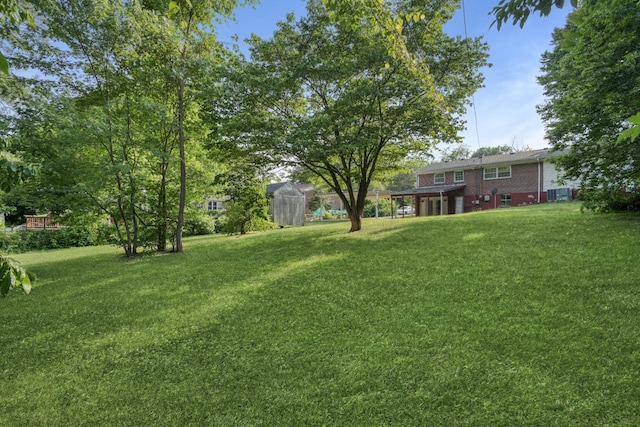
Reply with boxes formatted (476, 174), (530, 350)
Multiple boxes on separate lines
(266, 182), (305, 227)
(25, 215), (60, 230)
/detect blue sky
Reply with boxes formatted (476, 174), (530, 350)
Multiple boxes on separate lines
(215, 1), (572, 156)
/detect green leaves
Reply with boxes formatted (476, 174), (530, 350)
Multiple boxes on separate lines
(3, 0), (246, 255)
(0, 53), (8, 74)
(619, 113), (640, 143)
(0, 255), (33, 297)
(491, 0), (579, 29)
(538, 0), (640, 212)
(229, 0), (487, 231)
(1, 0), (37, 74)
(168, 1), (180, 16)
(0, 156), (39, 192)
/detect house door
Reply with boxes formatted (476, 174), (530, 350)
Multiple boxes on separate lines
(430, 196), (448, 215)
(455, 196), (464, 214)
(419, 197), (428, 217)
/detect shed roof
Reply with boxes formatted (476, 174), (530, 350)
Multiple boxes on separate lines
(266, 182), (288, 195)
(266, 181), (304, 196)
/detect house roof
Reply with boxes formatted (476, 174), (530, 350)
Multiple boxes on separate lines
(415, 148), (555, 174)
(295, 183), (314, 193)
(390, 184), (466, 197)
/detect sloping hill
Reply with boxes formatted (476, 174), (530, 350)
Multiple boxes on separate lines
(3, 203), (639, 425)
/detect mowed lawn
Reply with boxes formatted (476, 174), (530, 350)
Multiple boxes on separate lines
(2, 203), (639, 426)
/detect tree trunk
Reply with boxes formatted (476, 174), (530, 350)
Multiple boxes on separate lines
(157, 160), (168, 252)
(349, 210), (362, 232)
(174, 9), (194, 253)
(175, 78), (186, 253)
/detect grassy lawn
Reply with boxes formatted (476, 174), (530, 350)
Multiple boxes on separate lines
(2, 203), (639, 426)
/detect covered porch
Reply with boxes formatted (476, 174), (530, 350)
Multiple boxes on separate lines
(391, 184), (466, 217)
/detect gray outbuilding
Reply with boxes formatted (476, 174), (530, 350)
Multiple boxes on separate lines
(266, 182), (306, 227)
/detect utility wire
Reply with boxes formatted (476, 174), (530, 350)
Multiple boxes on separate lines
(461, 0), (482, 149)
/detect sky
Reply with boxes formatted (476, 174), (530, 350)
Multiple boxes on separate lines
(215, 1), (573, 158)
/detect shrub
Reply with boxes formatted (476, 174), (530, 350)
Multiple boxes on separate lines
(93, 223), (119, 246)
(580, 187), (640, 213)
(183, 215), (216, 237)
(1, 227), (97, 253)
(322, 211), (337, 220)
(362, 198), (392, 218)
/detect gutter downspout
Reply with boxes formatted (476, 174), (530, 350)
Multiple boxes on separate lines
(537, 159), (541, 203)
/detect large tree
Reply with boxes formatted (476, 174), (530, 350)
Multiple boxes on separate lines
(3, 0), (246, 255)
(220, 0), (487, 232)
(537, 0), (640, 211)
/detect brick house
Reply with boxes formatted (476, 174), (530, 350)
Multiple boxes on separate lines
(391, 148), (579, 216)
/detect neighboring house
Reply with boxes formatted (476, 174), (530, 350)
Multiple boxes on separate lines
(391, 148), (579, 216)
(205, 196), (229, 213)
(266, 182), (306, 227)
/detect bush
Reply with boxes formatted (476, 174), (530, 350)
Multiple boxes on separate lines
(93, 223), (119, 246)
(183, 215), (216, 237)
(322, 211), (337, 220)
(215, 214), (277, 235)
(580, 187), (640, 213)
(362, 198), (392, 218)
(0, 227), (96, 253)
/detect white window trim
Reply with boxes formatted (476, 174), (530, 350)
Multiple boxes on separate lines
(454, 170), (464, 182)
(434, 172), (445, 184)
(484, 166), (512, 180)
(207, 200), (224, 211)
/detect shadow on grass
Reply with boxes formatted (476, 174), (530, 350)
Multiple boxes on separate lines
(2, 203), (639, 425)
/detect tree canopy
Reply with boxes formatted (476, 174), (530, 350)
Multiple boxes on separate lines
(216, 0), (488, 232)
(2, 0), (248, 255)
(537, 0), (640, 211)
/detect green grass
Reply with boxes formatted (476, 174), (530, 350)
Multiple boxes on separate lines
(2, 203), (639, 426)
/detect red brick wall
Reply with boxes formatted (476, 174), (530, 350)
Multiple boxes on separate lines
(418, 162), (545, 212)
(483, 163), (540, 194)
(418, 173), (434, 186)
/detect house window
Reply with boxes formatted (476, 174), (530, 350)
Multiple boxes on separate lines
(454, 171), (464, 182)
(484, 166), (511, 180)
(501, 193), (512, 207)
(207, 201), (223, 211)
(434, 173), (445, 184)
(498, 166), (511, 178)
(484, 168), (496, 179)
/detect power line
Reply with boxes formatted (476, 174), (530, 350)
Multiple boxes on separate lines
(461, 0), (482, 149)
